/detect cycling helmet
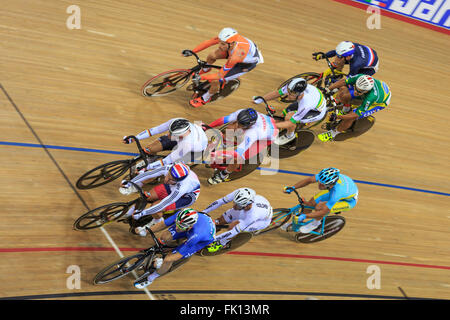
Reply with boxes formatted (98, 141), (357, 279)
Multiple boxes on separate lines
(176, 208), (198, 229)
(169, 163), (190, 181)
(233, 187), (256, 208)
(237, 108), (258, 127)
(218, 27), (238, 43)
(287, 78), (307, 95)
(317, 168), (340, 186)
(336, 41), (355, 57)
(169, 118), (191, 136)
(355, 75), (375, 92)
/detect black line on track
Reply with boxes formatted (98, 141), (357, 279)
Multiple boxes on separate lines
(0, 83), (90, 211)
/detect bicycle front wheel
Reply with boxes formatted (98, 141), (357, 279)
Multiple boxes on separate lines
(76, 159), (131, 189)
(73, 202), (130, 230)
(141, 69), (191, 97)
(93, 252), (148, 284)
(254, 208), (291, 235)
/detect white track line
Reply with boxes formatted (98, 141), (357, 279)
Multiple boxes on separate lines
(99, 225), (156, 300)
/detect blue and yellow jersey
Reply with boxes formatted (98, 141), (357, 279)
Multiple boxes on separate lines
(315, 173), (358, 210)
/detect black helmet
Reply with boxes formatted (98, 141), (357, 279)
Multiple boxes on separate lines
(288, 78), (307, 95)
(237, 108), (258, 127)
(169, 118), (191, 136)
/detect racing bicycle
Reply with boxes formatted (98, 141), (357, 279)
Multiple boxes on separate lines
(93, 226), (189, 285)
(141, 50), (240, 105)
(256, 189), (346, 243)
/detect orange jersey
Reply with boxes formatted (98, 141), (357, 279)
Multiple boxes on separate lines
(192, 35), (261, 81)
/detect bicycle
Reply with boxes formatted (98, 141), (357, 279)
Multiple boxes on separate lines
(93, 226), (189, 285)
(277, 53), (376, 141)
(256, 189), (346, 243)
(73, 182), (176, 232)
(197, 226), (253, 257)
(141, 50), (240, 105)
(75, 136), (162, 190)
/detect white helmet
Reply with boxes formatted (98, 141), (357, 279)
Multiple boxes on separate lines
(336, 41), (355, 57)
(233, 188), (256, 208)
(218, 27), (238, 43)
(169, 118), (191, 136)
(287, 78), (307, 95)
(355, 75), (375, 92)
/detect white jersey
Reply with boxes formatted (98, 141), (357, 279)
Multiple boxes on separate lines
(280, 84), (327, 123)
(130, 166), (201, 219)
(222, 110), (278, 159)
(136, 119), (208, 166)
(203, 190), (272, 245)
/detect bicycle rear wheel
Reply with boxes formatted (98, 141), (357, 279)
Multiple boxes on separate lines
(73, 202), (130, 230)
(76, 159), (132, 189)
(294, 216), (346, 243)
(253, 208), (291, 235)
(141, 69), (191, 97)
(93, 252), (148, 284)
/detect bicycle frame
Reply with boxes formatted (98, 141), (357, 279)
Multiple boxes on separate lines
(280, 189), (333, 236)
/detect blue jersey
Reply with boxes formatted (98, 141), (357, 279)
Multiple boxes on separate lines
(164, 212), (216, 258)
(326, 43), (379, 76)
(315, 173), (358, 210)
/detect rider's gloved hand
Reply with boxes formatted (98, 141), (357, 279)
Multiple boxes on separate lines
(181, 49), (193, 57)
(123, 136), (133, 144)
(252, 96), (264, 104)
(132, 210), (143, 220)
(283, 186), (295, 194)
(312, 52), (325, 61)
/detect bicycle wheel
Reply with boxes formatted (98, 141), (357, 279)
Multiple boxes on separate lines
(253, 208), (291, 235)
(210, 79), (240, 102)
(334, 116), (376, 141)
(93, 252), (149, 284)
(141, 69), (191, 97)
(270, 130), (315, 159)
(76, 159), (131, 189)
(198, 232), (253, 257)
(278, 72), (322, 103)
(294, 216), (346, 243)
(73, 202), (130, 230)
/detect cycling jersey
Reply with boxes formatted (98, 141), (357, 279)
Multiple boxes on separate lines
(203, 190), (272, 245)
(326, 43), (379, 76)
(346, 74), (392, 118)
(165, 212), (216, 258)
(192, 35), (263, 82)
(135, 119), (208, 168)
(208, 109), (278, 160)
(314, 173), (358, 212)
(279, 84), (327, 124)
(130, 166), (201, 219)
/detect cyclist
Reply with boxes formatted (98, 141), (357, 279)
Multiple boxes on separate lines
(123, 118), (208, 170)
(119, 163), (201, 230)
(318, 74), (391, 142)
(182, 27), (264, 108)
(253, 77), (327, 145)
(202, 188), (272, 252)
(313, 41), (379, 109)
(282, 167), (358, 233)
(134, 208), (216, 289)
(206, 107), (278, 184)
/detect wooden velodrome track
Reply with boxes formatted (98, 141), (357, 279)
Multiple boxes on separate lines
(0, 0), (449, 301)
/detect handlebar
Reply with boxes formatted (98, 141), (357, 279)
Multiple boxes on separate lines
(314, 51), (340, 79)
(253, 95), (276, 117)
(184, 50), (221, 70)
(124, 135), (150, 167)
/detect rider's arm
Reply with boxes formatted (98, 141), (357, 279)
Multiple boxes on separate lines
(292, 175), (317, 189)
(325, 50), (337, 58)
(134, 183), (185, 219)
(192, 37), (220, 53)
(328, 78), (347, 91)
(208, 110), (240, 128)
(129, 166), (168, 187)
(135, 119), (172, 141)
(202, 191), (237, 214)
(200, 46), (246, 82)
